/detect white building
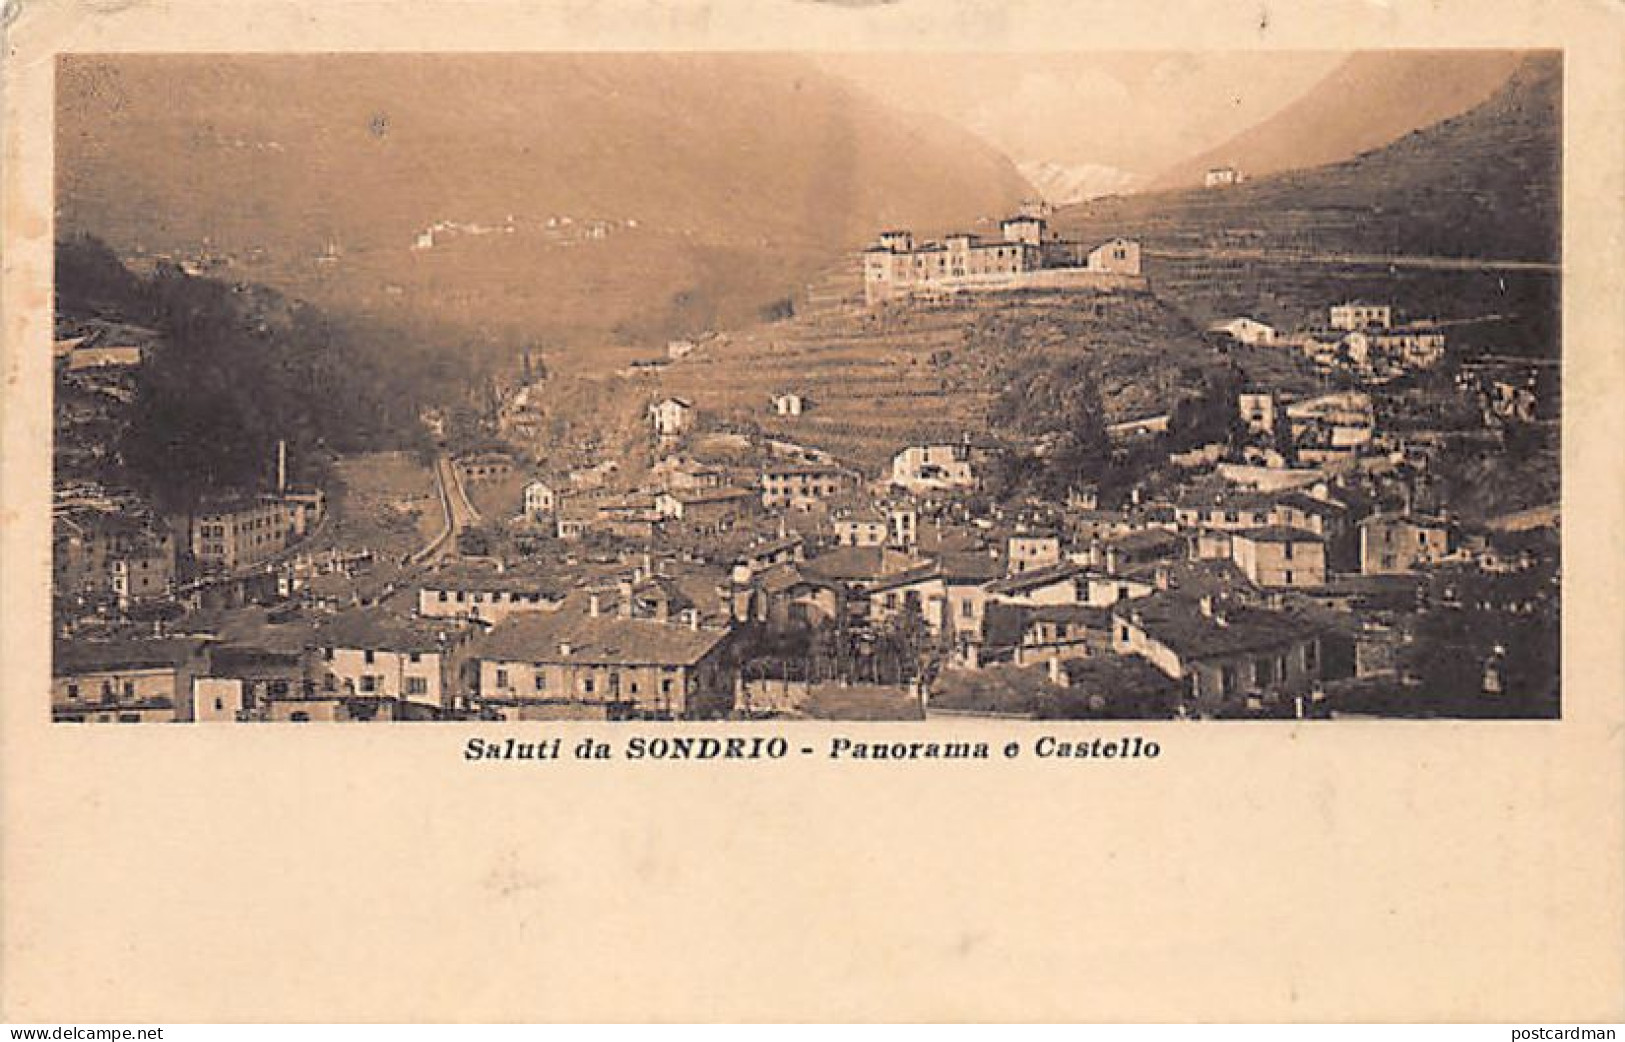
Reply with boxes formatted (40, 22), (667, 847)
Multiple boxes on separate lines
(1238, 391), (1278, 434)
(1205, 166), (1241, 188)
(771, 393), (806, 417)
(891, 444), (976, 493)
(1210, 317), (1277, 346)
(648, 397), (694, 439)
(312, 613), (451, 716)
(1086, 237), (1142, 276)
(1330, 302), (1394, 331)
(522, 479), (557, 518)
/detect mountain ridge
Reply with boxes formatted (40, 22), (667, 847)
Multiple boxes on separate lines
(1148, 50), (1533, 191)
(56, 54), (1032, 366)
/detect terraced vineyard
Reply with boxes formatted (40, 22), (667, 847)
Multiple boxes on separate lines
(655, 267), (1228, 475)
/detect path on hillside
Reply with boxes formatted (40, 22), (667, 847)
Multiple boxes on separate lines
(1147, 247), (1560, 274)
(411, 455), (482, 566)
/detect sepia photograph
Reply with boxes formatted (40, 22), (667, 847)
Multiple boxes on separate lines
(5, 0), (1623, 1026)
(48, 50), (1563, 726)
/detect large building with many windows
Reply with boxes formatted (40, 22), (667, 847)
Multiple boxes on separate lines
(862, 217), (1145, 304)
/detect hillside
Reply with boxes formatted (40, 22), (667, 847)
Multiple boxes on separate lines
(653, 287), (1237, 475)
(1051, 54), (1561, 355)
(56, 54), (1031, 369)
(1058, 53), (1559, 263)
(1149, 50), (1532, 190)
(55, 236), (460, 511)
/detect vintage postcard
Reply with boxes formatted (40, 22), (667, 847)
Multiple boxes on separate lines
(2, 0), (1622, 1024)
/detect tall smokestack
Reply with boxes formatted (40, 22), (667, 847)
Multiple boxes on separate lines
(277, 439), (287, 495)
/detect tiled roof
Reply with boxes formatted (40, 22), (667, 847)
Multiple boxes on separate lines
(1233, 526), (1325, 544)
(983, 561), (1086, 596)
(312, 610), (451, 654)
(1115, 593), (1320, 662)
(53, 637), (209, 675)
(475, 612), (730, 667)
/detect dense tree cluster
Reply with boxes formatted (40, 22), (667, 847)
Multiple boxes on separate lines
(57, 235), (473, 512)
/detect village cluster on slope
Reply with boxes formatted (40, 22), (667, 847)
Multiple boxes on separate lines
(50, 217), (1559, 724)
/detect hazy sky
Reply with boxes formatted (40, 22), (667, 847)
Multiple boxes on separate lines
(816, 52), (1345, 183)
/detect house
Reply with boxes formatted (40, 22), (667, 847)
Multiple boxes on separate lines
(655, 487), (756, 529)
(1329, 302), (1394, 331)
(522, 479), (558, 518)
(1210, 317), (1277, 346)
(868, 551), (1004, 638)
(1106, 413), (1170, 441)
(1237, 391), (1278, 434)
(1285, 391), (1375, 450)
(984, 561), (1087, 606)
(771, 392), (806, 417)
(648, 396), (695, 439)
(760, 462), (851, 508)
(1086, 237), (1142, 276)
(1174, 487), (1278, 533)
(471, 609), (734, 720)
(1006, 531), (1062, 574)
(455, 451), (515, 483)
(1230, 526), (1327, 588)
(1111, 593), (1323, 710)
(52, 638), (211, 723)
(654, 458), (725, 492)
(888, 505), (919, 548)
(204, 643), (312, 722)
(667, 338), (697, 360)
(191, 497), (291, 571)
(1372, 326), (1447, 369)
(595, 497), (664, 541)
(733, 534), (806, 575)
(310, 611), (455, 720)
(1095, 527), (1187, 575)
(417, 563), (572, 625)
(1205, 166), (1241, 187)
(67, 344), (145, 371)
(1359, 513), (1452, 575)
(757, 563), (843, 628)
(1016, 604), (1116, 662)
(54, 509), (176, 607)
(890, 443), (976, 493)
(832, 506), (889, 548)
(1271, 489), (1350, 540)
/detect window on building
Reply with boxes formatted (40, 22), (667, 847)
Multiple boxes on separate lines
(534, 671), (547, 692)
(408, 651), (421, 664)
(291, 711), (310, 723)
(495, 668), (509, 690)
(363, 649), (375, 665)
(583, 677), (595, 694)
(122, 680), (135, 697)
(67, 682), (79, 700)
(360, 675), (378, 693)
(214, 697), (225, 712)
(661, 678), (674, 695)
(405, 676), (428, 696)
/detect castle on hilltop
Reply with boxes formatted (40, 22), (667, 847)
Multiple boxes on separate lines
(861, 215), (1145, 305)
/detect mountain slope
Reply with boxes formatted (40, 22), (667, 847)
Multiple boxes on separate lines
(1056, 52), (1561, 264)
(1149, 50), (1533, 190)
(56, 54), (1032, 367)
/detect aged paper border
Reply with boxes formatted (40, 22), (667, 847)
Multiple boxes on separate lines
(3, 0), (1623, 1023)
